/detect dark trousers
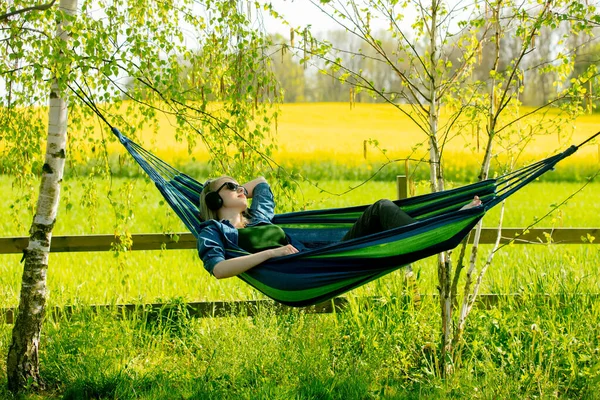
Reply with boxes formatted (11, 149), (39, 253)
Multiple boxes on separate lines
(341, 199), (416, 241)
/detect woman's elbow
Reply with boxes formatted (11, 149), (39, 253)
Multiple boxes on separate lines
(212, 267), (228, 279)
(212, 262), (235, 279)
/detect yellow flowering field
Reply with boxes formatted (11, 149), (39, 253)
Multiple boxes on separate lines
(6, 102), (597, 173)
(92, 102), (599, 168)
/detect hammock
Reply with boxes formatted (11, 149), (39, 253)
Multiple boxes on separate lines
(110, 126), (597, 307)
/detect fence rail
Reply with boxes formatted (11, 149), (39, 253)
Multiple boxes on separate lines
(2, 228), (597, 324)
(3, 294), (600, 325)
(0, 228), (598, 255)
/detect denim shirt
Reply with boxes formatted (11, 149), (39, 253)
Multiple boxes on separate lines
(197, 182), (303, 275)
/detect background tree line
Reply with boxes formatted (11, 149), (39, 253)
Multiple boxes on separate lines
(270, 26), (600, 107)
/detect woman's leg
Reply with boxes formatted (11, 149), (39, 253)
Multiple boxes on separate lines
(341, 199), (416, 241)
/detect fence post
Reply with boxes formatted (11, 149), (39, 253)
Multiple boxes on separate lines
(397, 174), (421, 308)
(396, 175), (408, 201)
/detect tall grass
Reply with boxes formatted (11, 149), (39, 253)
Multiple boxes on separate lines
(1, 293), (599, 398)
(63, 150), (600, 186)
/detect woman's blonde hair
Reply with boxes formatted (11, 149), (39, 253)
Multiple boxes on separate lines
(199, 176), (248, 224)
(198, 178), (220, 222)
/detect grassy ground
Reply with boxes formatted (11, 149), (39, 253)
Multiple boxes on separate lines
(2, 294), (599, 399)
(1, 176), (599, 398)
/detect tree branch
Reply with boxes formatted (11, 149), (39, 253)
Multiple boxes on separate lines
(0, 0), (56, 22)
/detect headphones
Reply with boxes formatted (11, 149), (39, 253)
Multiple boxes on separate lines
(203, 180), (223, 210)
(205, 190), (224, 211)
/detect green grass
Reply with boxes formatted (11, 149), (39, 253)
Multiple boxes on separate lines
(1, 176), (600, 398)
(62, 150), (600, 185)
(1, 296), (599, 399)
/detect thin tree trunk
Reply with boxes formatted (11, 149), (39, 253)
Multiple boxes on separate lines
(455, 202), (505, 344)
(6, 0), (77, 392)
(424, 0), (453, 376)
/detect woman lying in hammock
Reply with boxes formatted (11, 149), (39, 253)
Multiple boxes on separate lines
(198, 176), (481, 279)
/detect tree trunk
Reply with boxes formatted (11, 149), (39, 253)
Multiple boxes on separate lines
(6, 0), (77, 392)
(424, 0), (453, 376)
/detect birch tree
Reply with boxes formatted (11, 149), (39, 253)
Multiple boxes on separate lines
(2, 0), (280, 392)
(271, 0), (597, 374)
(5, 0), (77, 391)
(450, 0), (599, 352)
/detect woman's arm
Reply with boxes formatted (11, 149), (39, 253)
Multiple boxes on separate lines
(212, 244), (298, 279)
(242, 176), (267, 198)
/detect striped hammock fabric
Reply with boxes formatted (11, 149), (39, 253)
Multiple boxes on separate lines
(110, 127), (588, 307)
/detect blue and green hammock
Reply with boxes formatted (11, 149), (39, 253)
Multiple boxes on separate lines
(108, 125), (598, 307)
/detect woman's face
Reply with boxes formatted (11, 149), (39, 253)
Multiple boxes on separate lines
(213, 177), (248, 210)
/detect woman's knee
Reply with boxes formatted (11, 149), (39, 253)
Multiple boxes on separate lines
(374, 199), (395, 209)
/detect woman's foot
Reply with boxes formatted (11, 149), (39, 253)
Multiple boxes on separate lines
(460, 196), (481, 210)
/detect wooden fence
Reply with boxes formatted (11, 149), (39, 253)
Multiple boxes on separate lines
(2, 176), (598, 324)
(1, 227), (598, 325)
(0, 228), (598, 255)
(3, 294), (600, 325)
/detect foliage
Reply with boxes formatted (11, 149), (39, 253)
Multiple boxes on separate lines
(0, 0), (291, 392)
(0, 0), (295, 230)
(2, 0), (599, 392)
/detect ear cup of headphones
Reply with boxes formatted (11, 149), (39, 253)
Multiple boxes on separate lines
(205, 191), (223, 210)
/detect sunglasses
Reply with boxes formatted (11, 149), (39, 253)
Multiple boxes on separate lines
(215, 181), (248, 196)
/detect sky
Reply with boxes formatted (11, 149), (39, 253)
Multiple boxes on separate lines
(255, 0), (394, 35)
(257, 1), (338, 34)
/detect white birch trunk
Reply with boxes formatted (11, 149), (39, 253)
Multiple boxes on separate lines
(451, 3), (501, 349)
(424, 0), (453, 375)
(457, 203), (505, 335)
(6, 0), (77, 392)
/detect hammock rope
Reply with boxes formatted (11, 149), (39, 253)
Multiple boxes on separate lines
(100, 125), (596, 306)
(70, 86), (598, 306)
